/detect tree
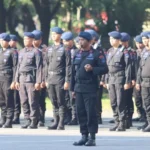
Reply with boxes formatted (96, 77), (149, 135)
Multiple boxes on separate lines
(0, 0), (6, 33)
(31, 0), (61, 45)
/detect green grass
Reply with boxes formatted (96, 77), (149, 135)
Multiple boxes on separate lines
(46, 91), (111, 112)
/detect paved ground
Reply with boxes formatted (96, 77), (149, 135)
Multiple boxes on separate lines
(0, 112), (150, 150)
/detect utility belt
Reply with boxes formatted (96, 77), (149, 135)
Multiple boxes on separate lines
(20, 70), (35, 76)
(0, 69), (13, 75)
(109, 70), (125, 77)
(76, 79), (93, 84)
(48, 70), (64, 75)
(142, 77), (150, 82)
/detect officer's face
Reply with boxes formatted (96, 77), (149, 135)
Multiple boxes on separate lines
(120, 41), (129, 48)
(51, 32), (61, 41)
(1, 40), (9, 48)
(79, 37), (91, 49)
(142, 37), (149, 46)
(63, 40), (73, 48)
(9, 40), (17, 48)
(135, 42), (144, 49)
(24, 37), (33, 47)
(148, 39), (150, 48)
(109, 37), (120, 47)
(33, 39), (42, 48)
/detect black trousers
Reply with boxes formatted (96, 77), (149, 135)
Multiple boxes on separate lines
(76, 92), (98, 134)
(133, 87), (145, 117)
(141, 87), (150, 123)
(65, 90), (77, 120)
(0, 80), (14, 120)
(39, 88), (46, 122)
(48, 84), (65, 117)
(124, 88), (134, 118)
(19, 83), (39, 120)
(96, 85), (103, 116)
(109, 84), (126, 122)
(14, 90), (21, 117)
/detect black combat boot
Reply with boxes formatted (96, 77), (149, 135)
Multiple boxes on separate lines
(57, 107), (65, 130)
(64, 109), (72, 125)
(98, 113), (102, 124)
(73, 134), (89, 146)
(125, 117), (131, 129)
(109, 119), (115, 123)
(142, 124), (150, 132)
(21, 119), (31, 129)
(109, 121), (119, 131)
(12, 114), (20, 124)
(67, 118), (78, 125)
(28, 118), (38, 129)
(3, 119), (12, 128)
(0, 116), (6, 128)
(47, 114), (59, 130)
(137, 121), (148, 130)
(85, 133), (96, 146)
(38, 112), (45, 127)
(116, 121), (126, 131)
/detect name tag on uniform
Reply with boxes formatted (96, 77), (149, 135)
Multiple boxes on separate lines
(86, 53), (94, 60)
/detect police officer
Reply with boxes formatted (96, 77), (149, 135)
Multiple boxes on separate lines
(15, 32), (42, 129)
(71, 32), (108, 146)
(0, 33), (18, 128)
(9, 34), (21, 124)
(32, 30), (47, 127)
(46, 27), (71, 130)
(61, 31), (78, 125)
(106, 31), (131, 132)
(136, 33), (150, 132)
(136, 31), (150, 130)
(120, 32), (135, 129)
(133, 35), (146, 122)
(85, 29), (105, 124)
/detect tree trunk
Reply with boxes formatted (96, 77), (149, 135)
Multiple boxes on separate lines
(0, 0), (6, 32)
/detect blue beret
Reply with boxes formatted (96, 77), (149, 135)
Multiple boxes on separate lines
(78, 31), (92, 41)
(32, 30), (43, 40)
(85, 29), (98, 39)
(120, 32), (130, 42)
(51, 27), (63, 34)
(24, 32), (35, 38)
(61, 32), (73, 40)
(148, 34), (150, 39)
(140, 31), (150, 38)
(0, 33), (10, 41)
(10, 34), (18, 41)
(134, 35), (143, 43)
(108, 31), (121, 39)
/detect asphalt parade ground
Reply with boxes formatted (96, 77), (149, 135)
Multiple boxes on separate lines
(0, 112), (150, 150)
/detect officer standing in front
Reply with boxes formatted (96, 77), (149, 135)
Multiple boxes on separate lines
(15, 32), (42, 129)
(61, 31), (78, 125)
(0, 33), (18, 128)
(45, 27), (71, 130)
(9, 34), (21, 124)
(106, 31), (131, 132)
(71, 32), (108, 146)
(136, 33), (150, 132)
(32, 30), (47, 127)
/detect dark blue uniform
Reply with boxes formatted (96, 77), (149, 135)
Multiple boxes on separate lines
(0, 48), (18, 128)
(70, 48), (108, 135)
(46, 44), (71, 130)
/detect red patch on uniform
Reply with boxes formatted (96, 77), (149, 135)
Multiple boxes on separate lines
(124, 50), (128, 54)
(99, 55), (104, 59)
